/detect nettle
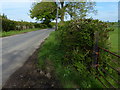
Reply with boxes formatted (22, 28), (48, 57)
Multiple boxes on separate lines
(58, 19), (113, 72)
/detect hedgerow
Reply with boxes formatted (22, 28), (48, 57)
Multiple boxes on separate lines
(1, 18), (48, 32)
(58, 19), (113, 72)
(38, 19), (114, 87)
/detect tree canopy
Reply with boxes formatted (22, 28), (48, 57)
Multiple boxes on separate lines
(0, 13), (8, 19)
(30, 2), (57, 26)
(30, 0), (97, 25)
(66, 2), (97, 19)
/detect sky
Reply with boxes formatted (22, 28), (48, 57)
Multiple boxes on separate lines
(90, 2), (118, 22)
(0, 0), (119, 22)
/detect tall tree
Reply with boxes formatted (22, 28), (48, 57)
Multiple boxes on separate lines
(66, 2), (97, 20)
(0, 13), (8, 19)
(30, 1), (57, 26)
(30, 0), (97, 23)
(58, 1), (96, 21)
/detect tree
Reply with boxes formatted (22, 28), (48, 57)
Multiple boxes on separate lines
(58, 1), (97, 21)
(66, 2), (97, 20)
(30, 0), (97, 23)
(30, 1), (57, 27)
(0, 13), (8, 19)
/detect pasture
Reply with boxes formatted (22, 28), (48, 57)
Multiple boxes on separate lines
(109, 23), (119, 54)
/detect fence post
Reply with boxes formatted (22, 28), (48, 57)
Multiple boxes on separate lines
(93, 31), (99, 69)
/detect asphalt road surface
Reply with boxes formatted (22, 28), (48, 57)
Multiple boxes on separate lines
(1, 29), (54, 87)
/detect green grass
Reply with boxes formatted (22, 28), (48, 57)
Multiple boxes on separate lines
(0, 28), (42, 37)
(106, 23), (120, 88)
(38, 31), (103, 88)
(37, 24), (119, 88)
(109, 24), (119, 53)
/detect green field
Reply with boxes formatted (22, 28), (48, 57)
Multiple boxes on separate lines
(0, 28), (41, 37)
(109, 24), (119, 54)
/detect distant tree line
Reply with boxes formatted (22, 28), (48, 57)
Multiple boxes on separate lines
(0, 14), (49, 32)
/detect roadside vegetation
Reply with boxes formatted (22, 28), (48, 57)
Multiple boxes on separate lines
(0, 28), (40, 37)
(38, 19), (119, 88)
(38, 31), (102, 88)
(1, 0), (119, 88)
(0, 14), (55, 37)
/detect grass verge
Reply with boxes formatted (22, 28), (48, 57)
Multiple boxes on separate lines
(38, 31), (103, 88)
(0, 28), (42, 37)
(109, 24), (119, 53)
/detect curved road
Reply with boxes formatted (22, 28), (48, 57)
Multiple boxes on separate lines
(1, 29), (54, 87)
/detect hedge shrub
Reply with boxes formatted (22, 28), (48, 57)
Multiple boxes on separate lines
(58, 19), (113, 71)
(1, 18), (49, 32)
(2, 19), (16, 31)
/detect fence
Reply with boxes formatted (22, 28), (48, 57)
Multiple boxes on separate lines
(93, 32), (120, 88)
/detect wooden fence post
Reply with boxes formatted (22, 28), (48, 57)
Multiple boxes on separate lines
(93, 31), (99, 68)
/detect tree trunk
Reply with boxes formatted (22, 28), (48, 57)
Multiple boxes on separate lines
(60, 1), (64, 21)
(60, 13), (64, 21)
